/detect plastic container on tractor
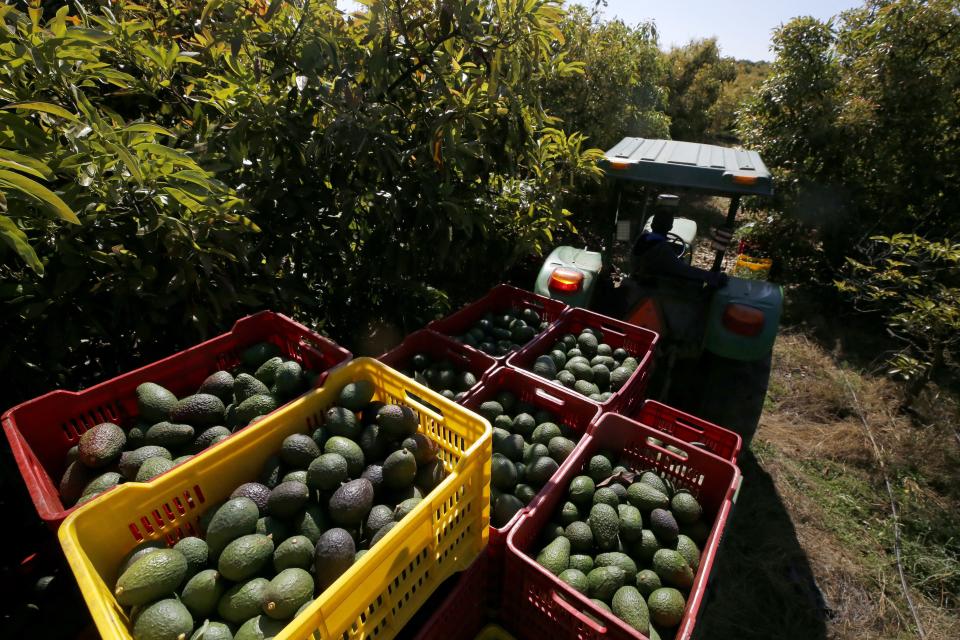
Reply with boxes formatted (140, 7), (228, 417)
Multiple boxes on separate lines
(506, 308), (659, 414)
(503, 412), (741, 640)
(377, 329), (497, 402)
(703, 277), (782, 361)
(58, 358), (492, 640)
(1, 310), (351, 528)
(428, 284), (570, 361)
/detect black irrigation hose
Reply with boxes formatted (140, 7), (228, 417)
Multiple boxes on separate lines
(840, 370), (927, 640)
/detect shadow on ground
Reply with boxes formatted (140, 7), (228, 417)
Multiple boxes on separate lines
(693, 451), (830, 640)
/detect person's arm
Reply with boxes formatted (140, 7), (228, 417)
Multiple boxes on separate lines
(641, 244), (716, 283)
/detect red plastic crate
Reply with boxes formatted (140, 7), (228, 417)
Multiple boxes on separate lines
(506, 308), (659, 414)
(428, 284), (569, 361)
(504, 413), (741, 640)
(462, 368), (600, 553)
(1, 311), (351, 528)
(378, 329), (497, 402)
(411, 552), (495, 640)
(628, 400), (742, 465)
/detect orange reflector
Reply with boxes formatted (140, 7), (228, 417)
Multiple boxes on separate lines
(722, 303), (765, 336)
(548, 267), (584, 293)
(731, 174), (758, 185)
(608, 161), (631, 170)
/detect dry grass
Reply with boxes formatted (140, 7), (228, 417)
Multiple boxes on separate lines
(695, 331), (960, 640)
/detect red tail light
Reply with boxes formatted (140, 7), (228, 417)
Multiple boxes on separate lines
(548, 267), (584, 293)
(722, 303), (765, 336)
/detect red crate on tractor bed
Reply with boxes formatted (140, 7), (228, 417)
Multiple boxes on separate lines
(378, 329), (497, 402)
(428, 284), (569, 361)
(628, 400), (742, 464)
(504, 413), (741, 640)
(506, 308), (659, 414)
(462, 367), (600, 555)
(1, 311), (351, 528)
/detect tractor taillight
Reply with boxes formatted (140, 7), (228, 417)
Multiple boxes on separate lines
(722, 303), (765, 336)
(731, 174), (758, 185)
(548, 267), (584, 293)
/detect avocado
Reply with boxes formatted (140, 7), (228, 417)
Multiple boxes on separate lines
(587, 455), (613, 483)
(189, 426), (231, 454)
(673, 534), (701, 571)
(273, 361), (305, 398)
(307, 453), (349, 492)
(617, 504), (644, 543)
(564, 521), (594, 553)
(170, 394), (225, 427)
(511, 413), (536, 437)
(254, 356), (284, 386)
(241, 342), (282, 369)
(269, 535), (312, 573)
(292, 504), (328, 544)
(671, 492), (702, 524)
(559, 501), (581, 527)
(556, 370), (577, 388)
(492, 493), (524, 528)
(234, 394), (279, 427)
(636, 569), (662, 596)
(198, 370), (235, 404)
(314, 528), (356, 591)
(234, 373), (271, 404)
(263, 567), (313, 620)
(338, 380), (376, 411)
(234, 615), (286, 640)
(283, 469), (309, 483)
(180, 568), (225, 618)
(526, 456), (559, 489)
(115, 548), (188, 606)
(267, 481), (310, 519)
(382, 449), (417, 490)
(131, 598), (193, 640)
(627, 482), (670, 512)
(639, 471), (670, 495)
(259, 455), (283, 489)
(595, 552), (638, 583)
(530, 422), (561, 445)
(402, 433), (438, 467)
(145, 422), (195, 449)
(569, 554), (594, 574)
(568, 475), (596, 509)
(536, 535), (570, 575)
(593, 487), (620, 508)
(279, 433), (322, 469)
(118, 540), (166, 575)
(205, 497), (259, 560)
(559, 568), (589, 595)
(80, 471), (121, 500)
(588, 503), (620, 551)
(609, 367), (632, 391)
(477, 401), (504, 423)
(612, 586), (650, 634)
(324, 436), (365, 476)
(376, 404), (418, 439)
(629, 529), (661, 565)
(493, 431), (524, 462)
(135, 383), (178, 424)
(577, 333), (599, 358)
(547, 436), (576, 464)
(533, 355), (558, 379)
(393, 497), (422, 521)
(415, 459), (445, 493)
(370, 521), (397, 546)
(329, 478), (374, 527)
(218, 577), (270, 624)
(587, 565), (626, 602)
(78, 422), (125, 469)
(652, 548), (695, 589)
(218, 533), (274, 581)
(649, 508), (679, 543)
(490, 453), (518, 492)
(190, 621), (232, 640)
(365, 505), (395, 537)
(647, 587), (686, 628)
(135, 456), (176, 482)
(173, 537), (208, 580)
(230, 482), (272, 515)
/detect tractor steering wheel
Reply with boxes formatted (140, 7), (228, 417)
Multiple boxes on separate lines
(666, 232), (689, 261)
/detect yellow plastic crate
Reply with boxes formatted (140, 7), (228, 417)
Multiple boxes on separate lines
(58, 357), (492, 640)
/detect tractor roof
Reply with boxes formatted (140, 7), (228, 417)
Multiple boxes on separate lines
(601, 138), (774, 197)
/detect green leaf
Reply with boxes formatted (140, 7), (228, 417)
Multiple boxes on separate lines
(105, 142), (144, 184)
(121, 123), (176, 137)
(0, 170), (80, 224)
(0, 149), (53, 180)
(201, 0), (226, 25)
(0, 215), (43, 274)
(1, 102), (78, 121)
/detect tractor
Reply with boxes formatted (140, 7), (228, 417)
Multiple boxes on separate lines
(535, 137), (782, 445)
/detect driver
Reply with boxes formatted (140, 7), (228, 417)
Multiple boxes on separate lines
(634, 196), (728, 288)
